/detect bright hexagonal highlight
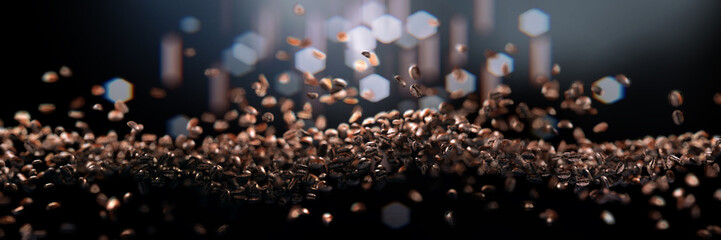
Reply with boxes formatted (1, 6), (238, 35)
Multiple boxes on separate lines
(406, 11), (438, 40)
(344, 48), (371, 70)
(235, 31), (268, 59)
(487, 53), (514, 77)
(382, 202), (410, 229)
(221, 48), (253, 77)
(361, 1), (385, 26)
(232, 43), (258, 65)
(592, 76), (625, 104)
(359, 74), (390, 102)
(445, 69), (477, 97)
(395, 32), (418, 49)
(295, 47), (326, 74)
(372, 15), (402, 44)
(347, 26), (376, 52)
(104, 78), (134, 103)
(519, 9), (550, 37)
(419, 95), (444, 111)
(167, 114), (190, 137)
(274, 71), (302, 96)
(326, 16), (350, 43)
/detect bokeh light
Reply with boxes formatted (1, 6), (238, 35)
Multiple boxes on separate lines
(372, 15), (403, 44)
(406, 11), (438, 40)
(231, 43), (258, 65)
(295, 47), (326, 74)
(359, 74), (390, 102)
(344, 48), (371, 71)
(179, 16), (201, 34)
(361, 1), (385, 26)
(347, 26), (376, 52)
(487, 53), (514, 77)
(166, 114), (189, 137)
(274, 71), (301, 96)
(592, 76), (625, 104)
(235, 31), (268, 60)
(445, 69), (477, 97)
(222, 48), (253, 77)
(104, 77), (134, 103)
(325, 16), (350, 43)
(519, 9), (549, 37)
(395, 31), (419, 49)
(382, 202), (410, 229)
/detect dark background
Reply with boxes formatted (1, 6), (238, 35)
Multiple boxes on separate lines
(1, 1), (720, 239)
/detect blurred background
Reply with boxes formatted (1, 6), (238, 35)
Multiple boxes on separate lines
(3, 0), (721, 140)
(1, 1), (721, 239)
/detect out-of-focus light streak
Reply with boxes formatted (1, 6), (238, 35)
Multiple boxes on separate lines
(474, 0), (494, 35)
(161, 33), (183, 90)
(529, 34), (551, 86)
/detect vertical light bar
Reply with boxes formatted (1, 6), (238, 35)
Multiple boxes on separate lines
(257, 4), (277, 60)
(389, 0), (410, 19)
(160, 33), (182, 90)
(480, 60), (500, 101)
(529, 34), (551, 86)
(419, 34), (440, 85)
(474, 0), (494, 35)
(306, 14), (326, 52)
(209, 68), (229, 114)
(449, 15), (468, 68)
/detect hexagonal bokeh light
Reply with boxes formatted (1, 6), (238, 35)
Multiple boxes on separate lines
(519, 9), (550, 37)
(231, 43), (258, 65)
(325, 16), (350, 43)
(235, 31), (267, 59)
(222, 48), (253, 77)
(359, 74), (390, 102)
(372, 15), (402, 44)
(406, 11), (439, 40)
(395, 32), (419, 49)
(592, 76), (625, 104)
(104, 77), (134, 103)
(361, 1), (385, 26)
(344, 48), (371, 71)
(382, 202), (410, 229)
(347, 26), (376, 52)
(274, 71), (302, 96)
(445, 69), (477, 97)
(295, 47), (326, 74)
(167, 114), (190, 137)
(487, 53), (514, 77)
(419, 95), (444, 111)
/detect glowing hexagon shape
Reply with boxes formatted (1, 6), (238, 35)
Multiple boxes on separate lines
(382, 202), (410, 229)
(295, 47), (326, 74)
(372, 15), (402, 44)
(361, 1), (385, 26)
(232, 43), (258, 65)
(221, 48), (253, 77)
(419, 95), (444, 111)
(395, 32), (418, 49)
(445, 69), (477, 97)
(326, 16), (351, 43)
(235, 31), (268, 59)
(274, 71), (302, 96)
(347, 26), (376, 52)
(406, 11), (438, 40)
(167, 114), (189, 137)
(359, 74), (390, 102)
(344, 48), (371, 70)
(519, 9), (550, 37)
(104, 78), (134, 103)
(487, 53), (514, 77)
(592, 76), (625, 104)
